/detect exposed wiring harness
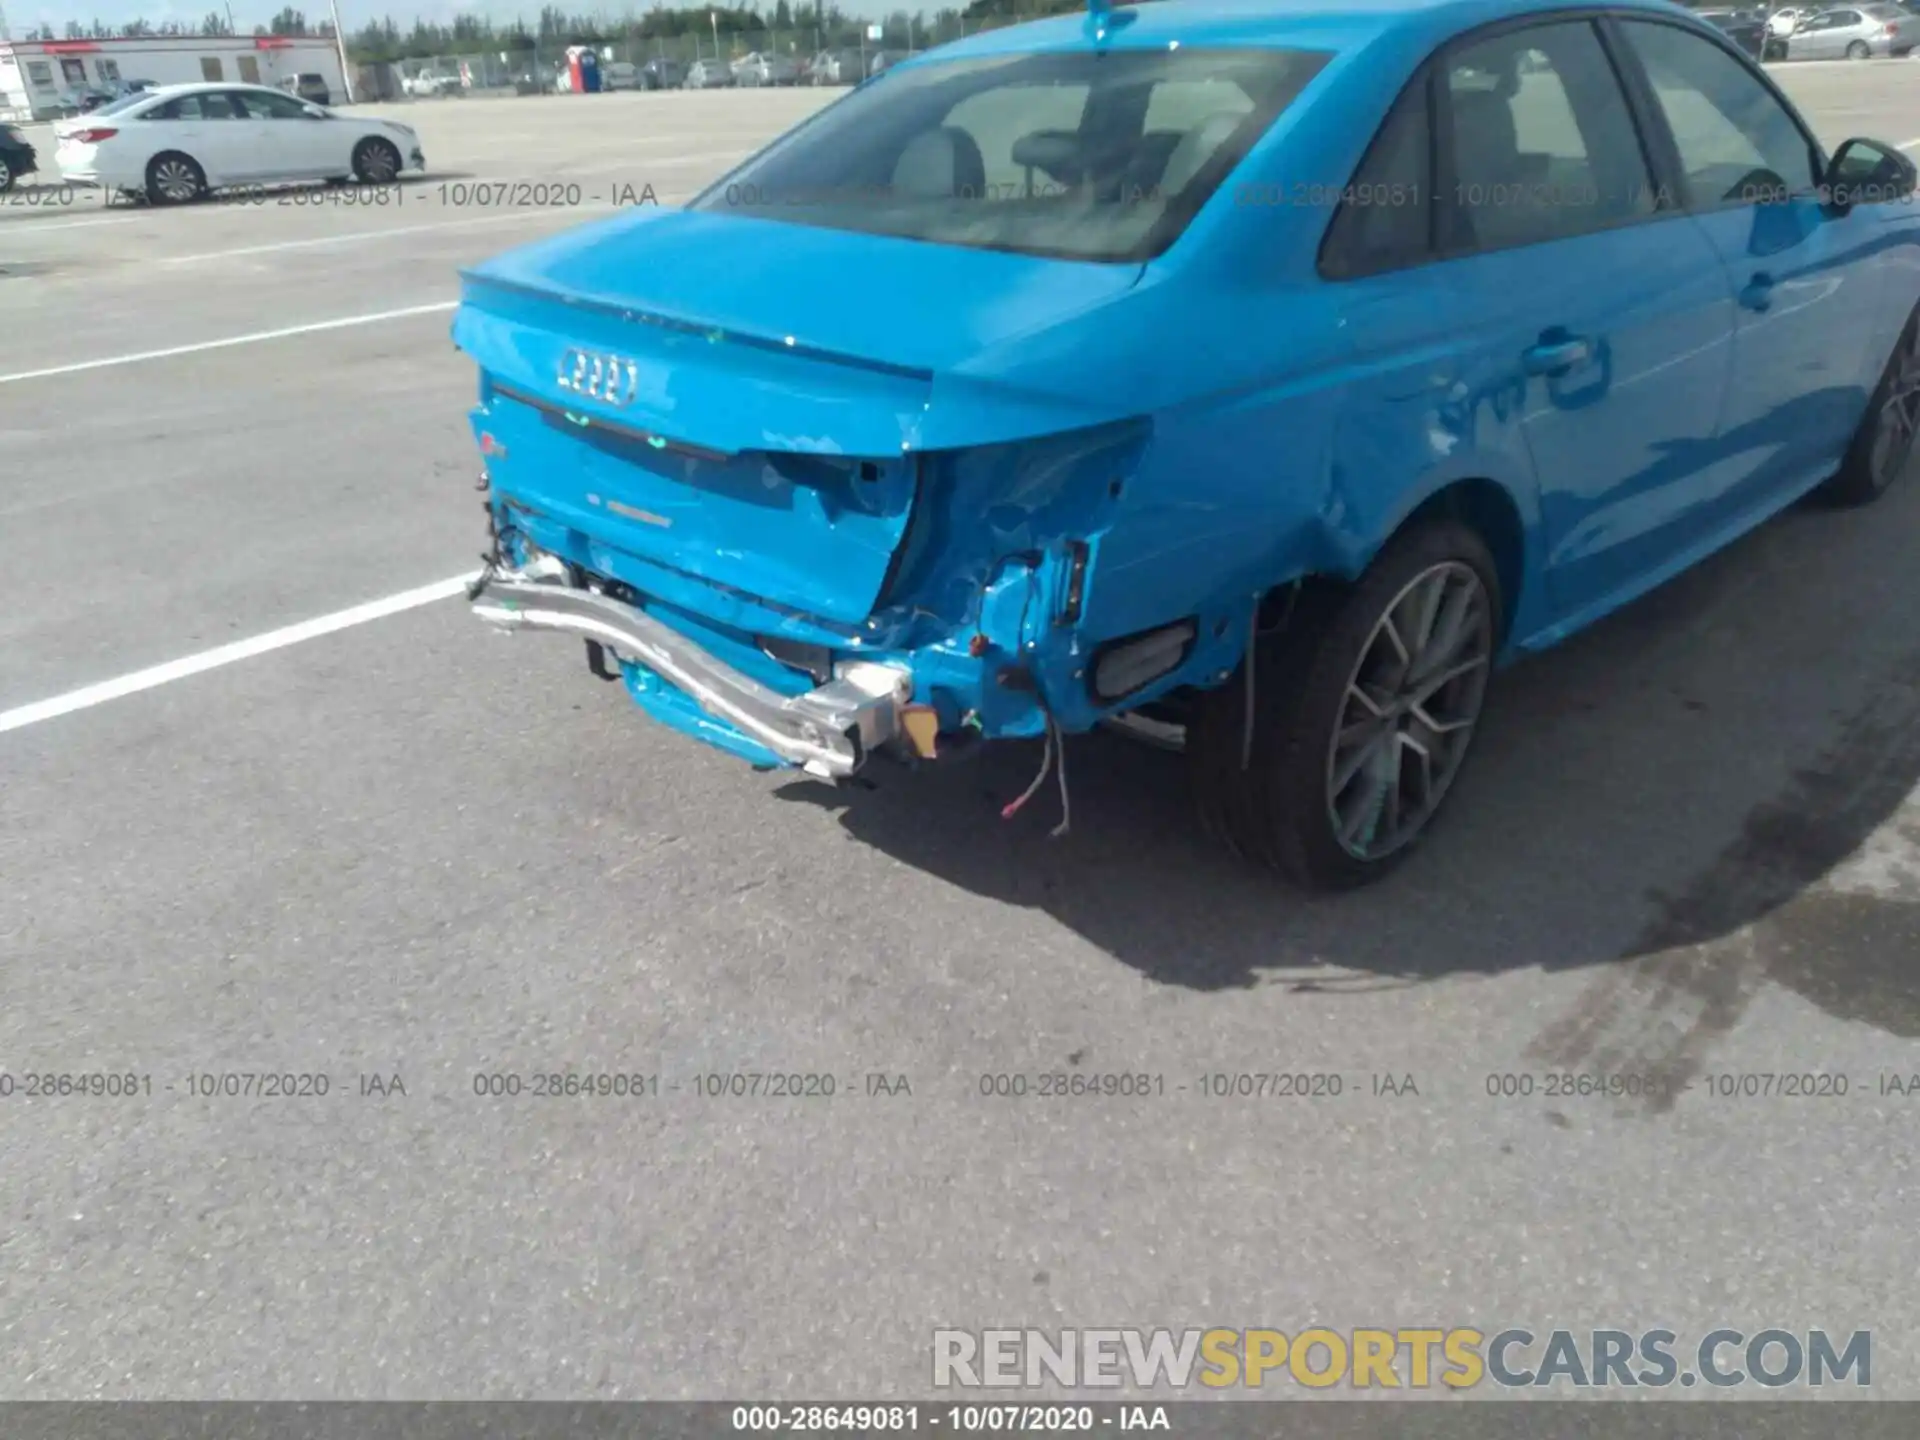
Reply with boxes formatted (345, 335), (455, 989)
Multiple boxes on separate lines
(997, 560), (1070, 836)
(1001, 710), (1071, 838)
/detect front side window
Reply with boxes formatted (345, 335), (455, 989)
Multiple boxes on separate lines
(691, 48), (1332, 262)
(1617, 19), (1820, 206)
(248, 90), (315, 119)
(1440, 21), (1657, 255)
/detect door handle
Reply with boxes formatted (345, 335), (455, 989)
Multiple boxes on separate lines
(1739, 273), (1775, 312)
(1521, 335), (1593, 377)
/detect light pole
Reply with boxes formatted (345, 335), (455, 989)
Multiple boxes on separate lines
(328, 0), (357, 103)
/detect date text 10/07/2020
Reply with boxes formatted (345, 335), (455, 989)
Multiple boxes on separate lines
(730, 1406), (1171, 1432)
(208, 181), (665, 210)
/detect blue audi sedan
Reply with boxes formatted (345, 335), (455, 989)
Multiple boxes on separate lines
(456, 0), (1920, 889)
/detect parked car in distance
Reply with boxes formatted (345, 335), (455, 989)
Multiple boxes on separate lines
(807, 49), (864, 84)
(404, 71), (462, 97)
(640, 57), (686, 88)
(1695, 6), (1770, 52)
(1765, 3), (1824, 34)
(55, 83), (424, 203)
(0, 121), (36, 192)
(865, 48), (908, 76)
(732, 52), (802, 85)
(454, 0), (1920, 890)
(602, 61), (640, 90)
(278, 72), (334, 105)
(683, 59), (736, 88)
(1761, 3), (1823, 55)
(1776, 1), (1918, 52)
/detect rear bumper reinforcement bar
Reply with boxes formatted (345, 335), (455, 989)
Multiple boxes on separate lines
(471, 560), (909, 779)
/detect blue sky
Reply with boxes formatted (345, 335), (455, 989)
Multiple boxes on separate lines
(16, 0), (906, 29)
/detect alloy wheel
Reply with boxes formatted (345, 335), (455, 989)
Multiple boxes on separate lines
(359, 144), (398, 184)
(1869, 320), (1920, 490)
(1324, 561), (1493, 862)
(154, 159), (199, 202)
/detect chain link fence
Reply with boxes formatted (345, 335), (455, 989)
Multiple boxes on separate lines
(373, 15), (1027, 99)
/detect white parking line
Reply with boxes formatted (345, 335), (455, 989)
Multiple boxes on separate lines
(0, 301), (457, 384)
(0, 574), (476, 737)
(0, 209), (139, 233)
(158, 210), (567, 264)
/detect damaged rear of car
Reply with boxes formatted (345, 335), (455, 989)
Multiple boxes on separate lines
(459, 36), (1338, 773)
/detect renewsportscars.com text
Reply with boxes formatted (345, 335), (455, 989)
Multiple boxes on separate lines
(932, 1327), (1872, 1390)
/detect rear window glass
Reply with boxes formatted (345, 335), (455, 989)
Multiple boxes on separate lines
(689, 48), (1332, 263)
(90, 91), (153, 116)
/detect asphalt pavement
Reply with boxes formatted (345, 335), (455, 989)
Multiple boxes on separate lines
(3, 72), (1920, 1404)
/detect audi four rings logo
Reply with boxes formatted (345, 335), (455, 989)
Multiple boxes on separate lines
(556, 348), (640, 407)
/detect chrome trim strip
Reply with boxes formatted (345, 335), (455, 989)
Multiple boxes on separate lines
(472, 565), (909, 778)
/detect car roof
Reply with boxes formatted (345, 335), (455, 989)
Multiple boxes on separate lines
(911, 0), (1723, 63)
(135, 81), (300, 97)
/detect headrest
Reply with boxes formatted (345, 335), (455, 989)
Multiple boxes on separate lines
(892, 127), (988, 199)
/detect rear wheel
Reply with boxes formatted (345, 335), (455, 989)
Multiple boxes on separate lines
(145, 151), (206, 205)
(351, 137), (402, 185)
(1848, 39), (1873, 57)
(1189, 521), (1501, 890)
(0, 156), (13, 193)
(1818, 303), (1920, 506)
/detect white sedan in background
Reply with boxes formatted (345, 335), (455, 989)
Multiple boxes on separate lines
(54, 83), (425, 204)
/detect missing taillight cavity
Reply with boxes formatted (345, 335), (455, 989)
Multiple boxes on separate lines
(1056, 541), (1089, 627)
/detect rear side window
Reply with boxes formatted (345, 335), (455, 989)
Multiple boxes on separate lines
(1319, 81), (1433, 278)
(154, 93), (241, 120)
(691, 48), (1332, 263)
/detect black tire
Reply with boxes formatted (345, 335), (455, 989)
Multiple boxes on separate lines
(1847, 39), (1872, 57)
(351, 136), (403, 185)
(0, 157), (13, 194)
(1817, 303), (1920, 507)
(1189, 520), (1503, 890)
(145, 151), (206, 205)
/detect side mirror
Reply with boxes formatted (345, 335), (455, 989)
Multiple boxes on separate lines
(1822, 137), (1918, 211)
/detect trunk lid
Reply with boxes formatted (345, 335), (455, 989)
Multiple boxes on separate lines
(454, 208), (1143, 624)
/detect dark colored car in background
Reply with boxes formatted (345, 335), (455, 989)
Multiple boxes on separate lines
(641, 57), (686, 88)
(1696, 5), (1769, 53)
(280, 72), (334, 105)
(0, 122), (36, 192)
